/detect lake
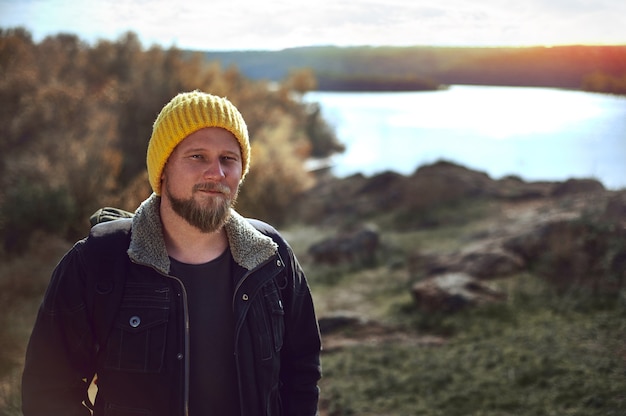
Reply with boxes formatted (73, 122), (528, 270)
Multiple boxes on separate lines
(304, 86), (626, 190)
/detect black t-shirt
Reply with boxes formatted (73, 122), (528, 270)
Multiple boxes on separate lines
(170, 248), (240, 415)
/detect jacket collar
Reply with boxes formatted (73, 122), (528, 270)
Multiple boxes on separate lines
(128, 193), (278, 274)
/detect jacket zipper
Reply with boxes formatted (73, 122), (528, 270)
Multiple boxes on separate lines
(232, 255), (282, 414)
(170, 274), (190, 416)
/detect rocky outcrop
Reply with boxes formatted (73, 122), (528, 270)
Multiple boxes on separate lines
(408, 191), (626, 310)
(297, 160), (606, 228)
(502, 218), (626, 293)
(308, 225), (380, 267)
(551, 178), (606, 197)
(300, 161), (622, 313)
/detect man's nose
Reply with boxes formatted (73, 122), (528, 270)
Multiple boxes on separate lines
(203, 159), (225, 179)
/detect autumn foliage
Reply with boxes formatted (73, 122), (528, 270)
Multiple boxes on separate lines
(0, 28), (343, 254)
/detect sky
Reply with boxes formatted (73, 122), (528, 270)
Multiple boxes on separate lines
(1, 0), (626, 51)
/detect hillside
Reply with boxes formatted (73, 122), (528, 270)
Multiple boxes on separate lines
(200, 45), (626, 93)
(286, 161), (626, 415)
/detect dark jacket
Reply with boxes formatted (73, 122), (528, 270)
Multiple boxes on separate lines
(22, 194), (322, 415)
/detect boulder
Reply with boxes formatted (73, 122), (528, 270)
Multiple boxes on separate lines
(460, 248), (526, 279)
(551, 178), (605, 197)
(494, 176), (554, 200)
(408, 246), (525, 280)
(503, 219), (626, 293)
(411, 272), (506, 313)
(308, 225), (380, 267)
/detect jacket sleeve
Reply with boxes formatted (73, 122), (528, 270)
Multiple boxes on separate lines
(22, 241), (97, 415)
(278, 241), (322, 416)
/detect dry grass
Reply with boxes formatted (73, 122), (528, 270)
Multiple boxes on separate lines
(0, 232), (71, 410)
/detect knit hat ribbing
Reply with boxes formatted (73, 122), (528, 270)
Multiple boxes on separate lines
(147, 91), (250, 195)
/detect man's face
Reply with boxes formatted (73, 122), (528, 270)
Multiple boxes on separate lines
(161, 127), (243, 233)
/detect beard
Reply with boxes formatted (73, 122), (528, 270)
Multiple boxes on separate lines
(165, 181), (238, 233)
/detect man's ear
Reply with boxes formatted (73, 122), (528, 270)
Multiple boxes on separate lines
(160, 169), (166, 191)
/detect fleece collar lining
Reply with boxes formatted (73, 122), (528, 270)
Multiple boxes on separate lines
(128, 194), (278, 274)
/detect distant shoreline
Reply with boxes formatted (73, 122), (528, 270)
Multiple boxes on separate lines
(201, 45), (626, 95)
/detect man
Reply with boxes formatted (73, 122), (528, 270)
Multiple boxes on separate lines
(22, 91), (322, 415)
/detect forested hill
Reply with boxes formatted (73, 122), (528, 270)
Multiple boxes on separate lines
(200, 45), (626, 93)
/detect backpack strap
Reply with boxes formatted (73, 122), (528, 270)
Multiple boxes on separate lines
(89, 207), (134, 227)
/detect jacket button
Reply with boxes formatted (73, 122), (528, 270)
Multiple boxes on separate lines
(176, 353), (183, 360)
(129, 316), (141, 328)
(242, 294), (249, 301)
(276, 260), (282, 267)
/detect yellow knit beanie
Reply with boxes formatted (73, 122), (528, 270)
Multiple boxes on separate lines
(147, 91), (250, 195)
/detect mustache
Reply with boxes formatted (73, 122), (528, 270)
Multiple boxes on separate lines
(193, 182), (231, 195)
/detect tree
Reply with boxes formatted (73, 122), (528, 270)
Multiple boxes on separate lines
(0, 28), (343, 253)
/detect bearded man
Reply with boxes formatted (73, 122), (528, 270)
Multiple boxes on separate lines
(22, 91), (322, 416)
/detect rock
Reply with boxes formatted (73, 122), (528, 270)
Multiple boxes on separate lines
(308, 225), (380, 266)
(408, 246), (525, 281)
(494, 176), (554, 200)
(503, 219), (626, 293)
(551, 178), (605, 197)
(296, 161), (499, 228)
(402, 161), (493, 202)
(295, 173), (370, 225)
(460, 248), (526, 279)
(602, 191), (626, 225)
(411, 273), (506, 313)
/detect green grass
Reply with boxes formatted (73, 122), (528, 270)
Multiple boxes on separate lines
(317, 274), (626, 416)
(292, 204), (626, 415)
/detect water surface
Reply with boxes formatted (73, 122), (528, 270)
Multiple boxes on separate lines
(305, 86), (626, 190)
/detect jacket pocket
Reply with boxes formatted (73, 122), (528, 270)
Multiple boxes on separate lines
(252, 281), (285, 361)
(266, 284), (285, 354)
(103, 282), (170, 373)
